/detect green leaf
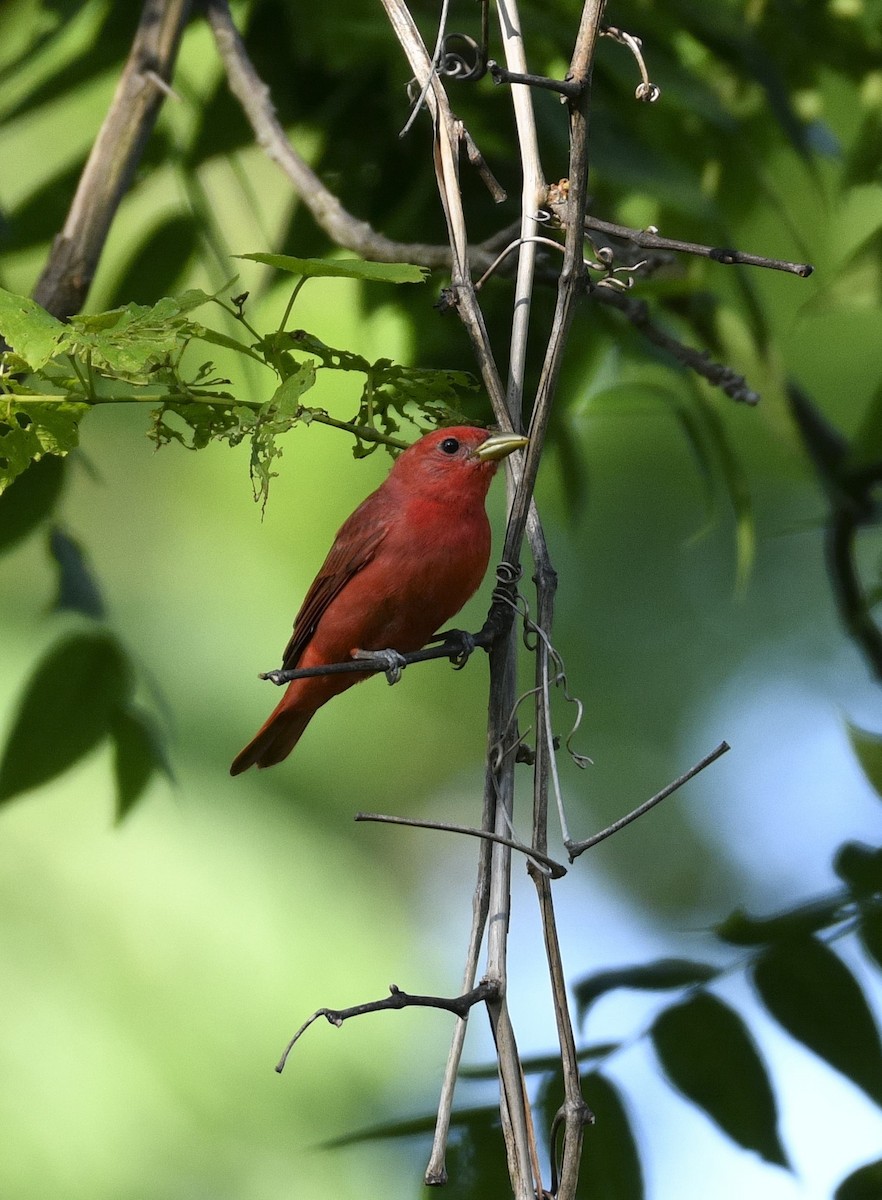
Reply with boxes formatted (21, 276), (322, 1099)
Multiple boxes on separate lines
(859, 907), (882, 973)
(651, 993), (788, 1167)
(847, 722), (882, 800)
(574, 958), (719, 1025)
(0, 398), (88, 494)
(834, 1158), (882, 1200)
(834, 841), (882, 897)
(753, 936), (882, 1106)
(111, 706), (172, 821)
(578, 1074), (644, 1200)
(0, 287), (65, 368)
(62, 297), (200, 377)
(0, 631), (131, 804)
(237, 253), (429, 284)
(715, 898), (850, 945)
(49, 526), (105, 618)
(692, 389), (755, 589)
(0, 453), (65, 553)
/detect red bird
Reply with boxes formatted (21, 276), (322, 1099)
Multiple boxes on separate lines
(230, 426), (528, 774)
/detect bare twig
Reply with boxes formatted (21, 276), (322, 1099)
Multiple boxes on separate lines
(275, 981), (498, 1073)
(581, 213), (813, 277)
(355, 812), (568, 878)
(33, 0), (193, 318)
(594, 287), (761, 404)
(567, 741), (731, 859)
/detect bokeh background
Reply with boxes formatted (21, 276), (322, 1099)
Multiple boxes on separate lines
(1, 1), (882, 1197)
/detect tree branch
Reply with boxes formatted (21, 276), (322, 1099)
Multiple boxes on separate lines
(275, 981), (498, 1073)
(33, 0), (193, 319)
(567, 741), (731, 859)
(205, 0), (507, 271)
(582, 213), (813, 277)
(355, 811), (568, 879)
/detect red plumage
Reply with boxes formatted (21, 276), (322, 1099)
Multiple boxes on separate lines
(230, 426), (526, 774)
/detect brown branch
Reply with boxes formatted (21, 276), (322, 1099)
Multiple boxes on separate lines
(275, 981), (498, 1073)
(567, 741), (731, 860)
(582, 214), (813, 277)
(355, 811), (568, 879)
(594, 287), (761, 405)
(33, 0), (193, 319)
(205, 0), (506, 270)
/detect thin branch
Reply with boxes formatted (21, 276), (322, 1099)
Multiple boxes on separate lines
(33, 0), (193, 319)
(488, 61), (583, 98)
(206, 0), (503, 270)
(275, 982), (498, 1073)
(354, 811), (568, 879)
(567, 741), (731, 860)
(581, 213), (813, 277)
(594, 287), (761, 405)
(258, 625), (500, 686)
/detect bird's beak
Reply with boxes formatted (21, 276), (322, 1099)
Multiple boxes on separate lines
(472, 432), (529, 463)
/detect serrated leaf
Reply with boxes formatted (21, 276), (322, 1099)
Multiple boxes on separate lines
(0, 399), (88, 494)
(0, 453), (65, 553)
(49, 526), (105, 618)
(835, 1158), (882, 1200)
(753, 936), (882, 1107)
(834, 841), (882, 897)
(62, 298), (198, 377)
(652, 993), (788, 1167)
(111, 706), (172, 821)
(0, 287), (65, 368)
(237, 253), (429, 284)
(847, 723), (882, 800)
(574, 959), (719, 1025)
(0, 631), (131, 804)
(579, 1074), (645, 1200)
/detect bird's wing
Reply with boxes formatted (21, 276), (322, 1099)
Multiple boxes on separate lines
(280, 502), (391, 670)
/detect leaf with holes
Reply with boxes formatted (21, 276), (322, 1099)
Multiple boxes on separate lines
(0, 287), (65, 368)
(0, 399), (88, 494)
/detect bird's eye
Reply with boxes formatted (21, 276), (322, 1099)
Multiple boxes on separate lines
(440, 437), (460, 455)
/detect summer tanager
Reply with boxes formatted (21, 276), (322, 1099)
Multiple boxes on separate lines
(230, 426), (528, 774)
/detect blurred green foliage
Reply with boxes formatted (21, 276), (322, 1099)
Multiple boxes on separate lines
(1, 0), (882, 1198)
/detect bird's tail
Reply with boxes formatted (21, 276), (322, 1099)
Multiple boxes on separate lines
(230, 702), (315, 775)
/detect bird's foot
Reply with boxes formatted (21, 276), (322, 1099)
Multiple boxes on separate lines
(431, 628), (477, 670)
(353, 647), (408, 685)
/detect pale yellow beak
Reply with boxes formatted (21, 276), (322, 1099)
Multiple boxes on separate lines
(473, 431), (529, 463)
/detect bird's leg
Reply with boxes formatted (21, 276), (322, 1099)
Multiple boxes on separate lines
(429, 628), (478, 669)
(352, 647), (408, 684)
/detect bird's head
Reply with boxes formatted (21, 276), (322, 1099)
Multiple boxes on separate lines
(391, 426), (529, 499)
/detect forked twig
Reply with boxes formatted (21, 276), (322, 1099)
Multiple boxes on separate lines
(567, 741), (731, 860)
(275, 981), (498, 1073)
(355, 812), (568, 879)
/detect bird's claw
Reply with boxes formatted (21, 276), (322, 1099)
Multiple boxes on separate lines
(259, 669), (287, 686)
(353, 647), (408, 685)
(432, 628), (477, 670)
